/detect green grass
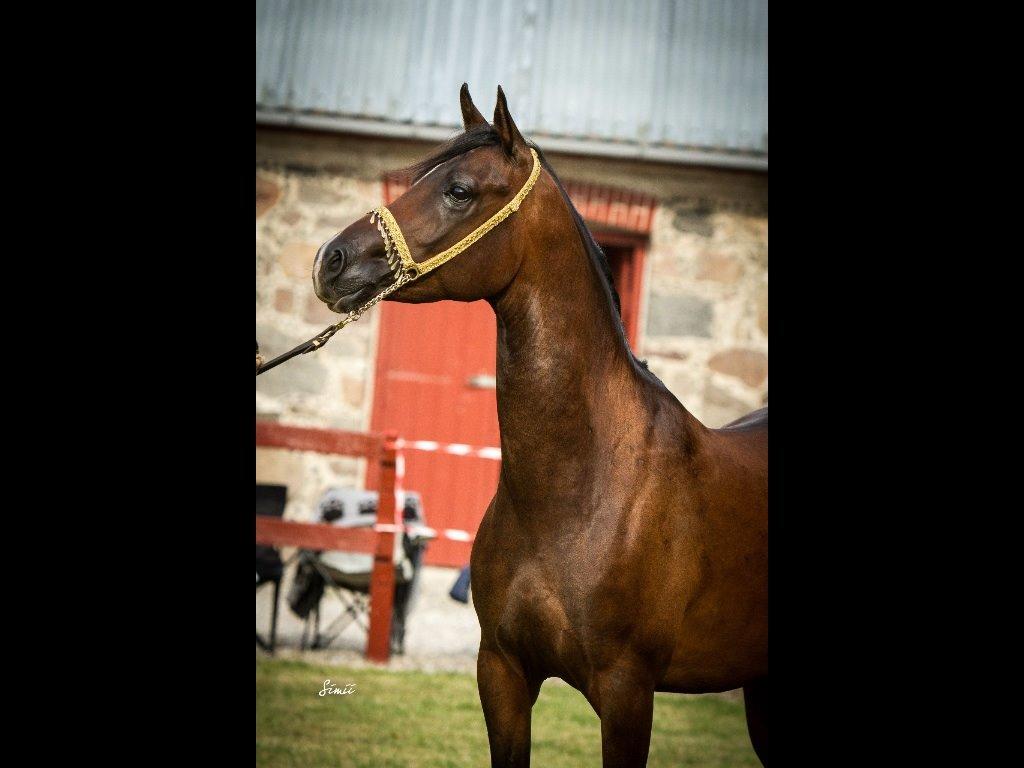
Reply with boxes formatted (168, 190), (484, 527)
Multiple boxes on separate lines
(257, 658), (757, 767)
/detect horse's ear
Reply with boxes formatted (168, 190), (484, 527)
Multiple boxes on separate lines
(493, 85), (527, 158)
(460, 83), (488, 130)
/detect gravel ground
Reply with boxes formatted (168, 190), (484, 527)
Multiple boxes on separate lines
(257, 561), (481, 673)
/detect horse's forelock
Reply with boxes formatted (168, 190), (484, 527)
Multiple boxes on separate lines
(406, 125), (502, 183)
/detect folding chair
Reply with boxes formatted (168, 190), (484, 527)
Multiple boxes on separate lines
(255, 483), (287, 653)
(295, 488), (432, 653)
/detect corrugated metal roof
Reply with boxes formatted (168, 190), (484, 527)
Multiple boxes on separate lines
(256, 0), (767, 169)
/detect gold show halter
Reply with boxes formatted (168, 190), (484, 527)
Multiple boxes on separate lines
(256, 148), (541, 376)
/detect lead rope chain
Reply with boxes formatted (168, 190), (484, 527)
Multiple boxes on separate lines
(256, 149), (540, 376)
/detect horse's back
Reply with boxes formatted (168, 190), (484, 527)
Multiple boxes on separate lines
(707, 406), (767, 475)
(717, 406), (767, 433)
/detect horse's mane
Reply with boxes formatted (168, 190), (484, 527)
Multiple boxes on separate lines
(407, 126), (651, 369)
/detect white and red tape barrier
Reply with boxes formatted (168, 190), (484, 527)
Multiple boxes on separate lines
(379, 437), (500, 544)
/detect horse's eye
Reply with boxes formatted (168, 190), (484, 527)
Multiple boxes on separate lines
(446, 184), (472, 202)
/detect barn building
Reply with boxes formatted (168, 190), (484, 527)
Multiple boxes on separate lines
(256, 0), (768, 567)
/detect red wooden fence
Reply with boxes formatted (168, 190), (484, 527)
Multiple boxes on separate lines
(255, 421), (400, 663)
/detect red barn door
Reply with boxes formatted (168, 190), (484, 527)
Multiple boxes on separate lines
(369, 300), (500, 567)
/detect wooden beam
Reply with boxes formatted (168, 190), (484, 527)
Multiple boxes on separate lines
(256, 421), (383, 459)
(366, 433), (400, 663)
(255, 517), (377, 554)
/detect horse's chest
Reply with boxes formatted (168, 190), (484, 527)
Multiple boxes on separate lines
(490, 565), (593, 680)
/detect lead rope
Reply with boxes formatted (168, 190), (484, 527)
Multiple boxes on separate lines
(256, 148), (540, 376)
(255, 270), (413, 375)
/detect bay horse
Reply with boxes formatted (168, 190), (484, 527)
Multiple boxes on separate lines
(312, 85), (768, 767)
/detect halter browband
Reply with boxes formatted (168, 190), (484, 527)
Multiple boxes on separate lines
(256, 148), (541, 376)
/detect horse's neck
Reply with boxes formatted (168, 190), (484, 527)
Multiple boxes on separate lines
(491, 233), (659, 509)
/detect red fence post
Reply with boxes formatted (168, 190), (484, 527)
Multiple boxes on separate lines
(365, 431), (400, 662)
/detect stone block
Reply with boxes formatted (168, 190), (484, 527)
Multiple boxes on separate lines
(298, 178), (341, 205)
(279, 242), (318, 278)
(696, 250), (743, 283)
(256, 175), (280, 218)
(274, 288), (293, 313)
(708, 349), (768, 387)
(341, 376), (365, 410)
(646, 294), (713, 338)
(756, 284), (768, 334)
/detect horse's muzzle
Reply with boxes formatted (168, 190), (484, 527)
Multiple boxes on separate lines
(313, 219), (394, 311)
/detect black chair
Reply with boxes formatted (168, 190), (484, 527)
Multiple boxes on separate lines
(256, 483), (287, 653)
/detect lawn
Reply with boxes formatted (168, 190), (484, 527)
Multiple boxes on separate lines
(257, 658), (758, 767)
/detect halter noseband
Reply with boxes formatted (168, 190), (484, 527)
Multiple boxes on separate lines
(256, 148), (541, 376)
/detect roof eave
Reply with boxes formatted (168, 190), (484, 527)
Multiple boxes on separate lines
(256, 109), (768, 172)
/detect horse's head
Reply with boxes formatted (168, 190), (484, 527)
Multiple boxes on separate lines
(313, 85), (541, 313)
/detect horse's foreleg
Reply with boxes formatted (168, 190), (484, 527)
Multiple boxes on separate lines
(743, 677), (769, 766)
(477, 648), (537, 767)
(593, 666), (655, 767)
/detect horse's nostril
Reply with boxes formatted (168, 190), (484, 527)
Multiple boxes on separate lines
(328, 248), (346, 272)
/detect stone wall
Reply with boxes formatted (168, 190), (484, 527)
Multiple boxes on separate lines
(642, 203), (768, 429)
(256, 128), (767, 521)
